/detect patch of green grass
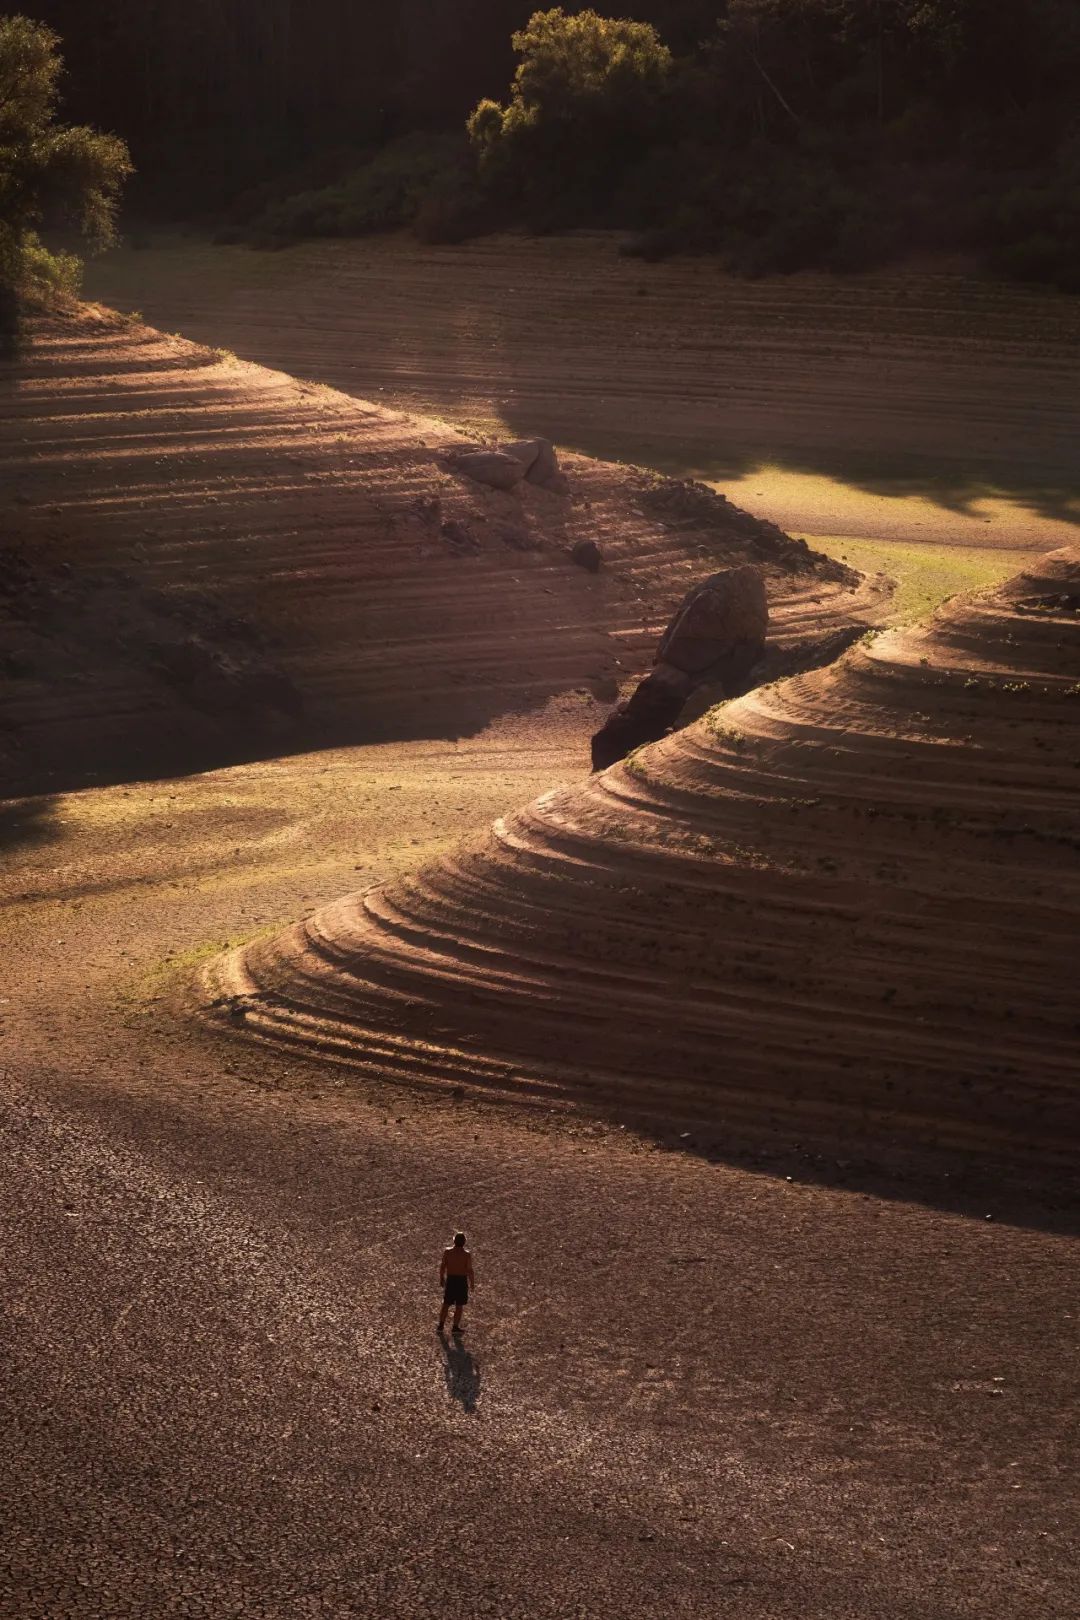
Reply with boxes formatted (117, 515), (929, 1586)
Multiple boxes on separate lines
(121, 920), (290, 1005)
(804, 535), (1033, 623)
(623, 747), (651, 781)
(706, 713), (748, 749)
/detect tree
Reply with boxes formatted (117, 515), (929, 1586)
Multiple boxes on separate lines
(0, 15), (130, 343)
(468, 7), (672, 222)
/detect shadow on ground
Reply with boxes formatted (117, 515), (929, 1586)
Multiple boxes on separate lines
(194, 1012), (1080, 1241)
(438, 1333), (481, 1414)
(533, 434), (1080, 531)
(85, 236), (1080, 534)
(0, 796), (61, 857)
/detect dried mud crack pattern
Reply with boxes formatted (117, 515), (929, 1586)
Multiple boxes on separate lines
(213, 548), (1080, 1171)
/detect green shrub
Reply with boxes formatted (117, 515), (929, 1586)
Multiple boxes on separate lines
(620, 138), (896, 276)
(468, 8), (672, 225)
(975, 153), (1080, 291)
(179, 2), (1080, 293)
(0, 16), (130, 338)
(249, 133), (467, 242)
(18, 231), (82, 303)
(412, 177), (492, 245)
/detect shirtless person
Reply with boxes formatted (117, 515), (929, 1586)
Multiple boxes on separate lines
(438, 1231), (475, 1335)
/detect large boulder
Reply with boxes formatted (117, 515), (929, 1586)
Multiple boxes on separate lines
(502, 436), (567, 493)
(591, 564), (768, 770)
(590, 664), (691, 771)
(445, 450), (525, 492)
(657, 564), (768, 679)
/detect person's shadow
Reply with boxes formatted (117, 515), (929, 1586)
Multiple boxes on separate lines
(438, 1334), (481, 1414)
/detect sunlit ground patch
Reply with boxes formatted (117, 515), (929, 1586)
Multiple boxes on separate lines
(713, 462), (1070, 620)
(717, 462), (1077, 548)
(796, 534), (1032, 622)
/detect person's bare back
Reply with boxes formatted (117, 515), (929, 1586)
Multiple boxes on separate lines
(438, 1231), (475, 1334)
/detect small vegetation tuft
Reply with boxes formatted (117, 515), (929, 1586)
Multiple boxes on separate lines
(707, 713), (749, 751)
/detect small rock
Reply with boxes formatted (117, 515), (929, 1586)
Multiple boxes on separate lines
(503, 436), (566, 492)
(571, 538), (603, 573)
(500, 438), (543, 475)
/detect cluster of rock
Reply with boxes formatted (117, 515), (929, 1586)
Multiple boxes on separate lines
(443, 437), (570, 497)
(591, 563), (768, 769)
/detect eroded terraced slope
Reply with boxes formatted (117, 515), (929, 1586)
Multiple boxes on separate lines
(217, 548), (1080, 1176)
(1, 307), (881, 792)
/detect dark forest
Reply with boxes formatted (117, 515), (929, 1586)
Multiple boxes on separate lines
(14, 2), (1080, 285)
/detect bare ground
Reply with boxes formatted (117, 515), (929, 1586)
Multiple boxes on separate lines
(0, 305), (877, 795)
(87, 234), (1080, 551)
(221, 548), (1080, 1186)
(3, 714), (1078, 1619)
(1, 289), (1078, 1617)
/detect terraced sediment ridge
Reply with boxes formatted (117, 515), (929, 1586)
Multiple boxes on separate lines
(214, 547), (1080, 1174)
(89, 235), (1080, 549)
(1, 306), (882, 792)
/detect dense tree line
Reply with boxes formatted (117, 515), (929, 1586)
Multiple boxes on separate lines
(17, 1), (543, 203)
(11, 2), (1080, 285)
(465, 3), (1080, 284)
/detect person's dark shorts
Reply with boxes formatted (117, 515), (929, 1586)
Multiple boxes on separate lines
(443, 1276), (468, 1307)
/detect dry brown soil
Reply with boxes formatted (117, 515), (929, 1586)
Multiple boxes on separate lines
(2, 287), (1078, 1617)
(0, 306), (878, 794)
(88, 234), (1080, 556)
(5, 709), (1079, 1620)
(228, 551), (1079, 1182)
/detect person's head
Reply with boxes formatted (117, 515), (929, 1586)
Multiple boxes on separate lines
(453, 1231), (466, 1248)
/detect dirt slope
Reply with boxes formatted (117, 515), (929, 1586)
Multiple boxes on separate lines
(1, 305), (883, 795)
(89, 235), (1080, 531)
(3, 683), (1076, 1618)
(2, 303), (1076, 1617)
(218, 547), (1080, 1179)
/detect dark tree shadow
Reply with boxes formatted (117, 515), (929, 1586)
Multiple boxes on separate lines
(0, 795), (60, 855)
(504, 427), (1080, 531)
(438, 1333), (481, 1414)
(86, 241), (1080, 532)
